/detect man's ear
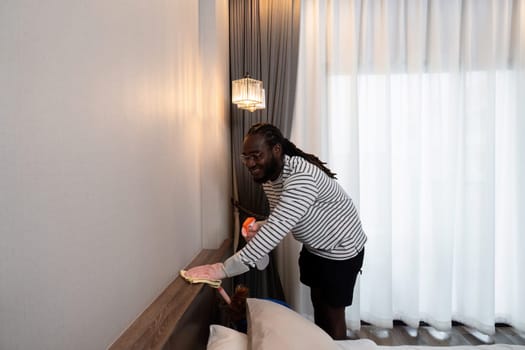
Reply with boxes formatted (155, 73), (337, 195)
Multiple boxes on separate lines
(272, 143), (282, 157)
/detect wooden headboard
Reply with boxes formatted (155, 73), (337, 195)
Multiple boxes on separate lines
(109, 239), (232, 350)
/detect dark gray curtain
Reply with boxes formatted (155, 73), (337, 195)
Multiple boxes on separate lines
(229, 0), (300, 300)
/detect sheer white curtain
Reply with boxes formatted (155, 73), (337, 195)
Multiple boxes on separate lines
(277, 0), (525, 335)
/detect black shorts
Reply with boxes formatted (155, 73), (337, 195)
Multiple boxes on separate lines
(299, 247), (364, 307)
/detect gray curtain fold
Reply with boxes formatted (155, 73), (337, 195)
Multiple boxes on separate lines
(229, 0), (300, 300)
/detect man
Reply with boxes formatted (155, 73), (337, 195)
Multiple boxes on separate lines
(186, 123), (366, 339)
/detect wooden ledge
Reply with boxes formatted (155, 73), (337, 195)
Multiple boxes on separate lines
(109, 239), (232, 350)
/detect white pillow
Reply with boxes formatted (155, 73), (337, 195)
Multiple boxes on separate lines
(207, 324), (247, 350)
(246, 298), (339, 350)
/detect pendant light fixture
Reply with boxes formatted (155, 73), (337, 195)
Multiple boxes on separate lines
(231, 2), (265, 112)
(232, 74), (265, 112)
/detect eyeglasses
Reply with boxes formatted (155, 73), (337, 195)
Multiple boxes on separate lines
(240, 152), (263, 164)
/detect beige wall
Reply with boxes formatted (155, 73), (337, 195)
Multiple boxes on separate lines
(0, 1), (231, 349)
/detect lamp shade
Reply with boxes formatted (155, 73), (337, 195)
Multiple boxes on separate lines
(232, 75), (264, 111)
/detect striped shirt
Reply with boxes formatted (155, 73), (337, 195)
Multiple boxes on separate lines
(239, 155), (367, 267)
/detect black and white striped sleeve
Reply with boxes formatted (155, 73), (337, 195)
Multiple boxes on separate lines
(238, 173), (318, 265)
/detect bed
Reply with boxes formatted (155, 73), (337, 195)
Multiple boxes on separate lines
(207, 298), (525, 350)
(110, 239), (524, 350)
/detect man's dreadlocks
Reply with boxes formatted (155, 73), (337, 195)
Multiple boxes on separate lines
(247, 123), (337, 179)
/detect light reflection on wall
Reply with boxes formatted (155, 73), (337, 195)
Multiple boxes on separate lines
(0, 0), (230, 349)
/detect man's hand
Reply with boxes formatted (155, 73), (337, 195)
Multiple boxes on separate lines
(184, 263), (226, 281)
(241, 217), (263, 242)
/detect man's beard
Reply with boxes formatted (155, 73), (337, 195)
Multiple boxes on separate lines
(253, 155), (281, 183)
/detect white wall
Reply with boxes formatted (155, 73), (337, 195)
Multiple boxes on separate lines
(199, 0), (231, 249)
(0, 1), (231, 349)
